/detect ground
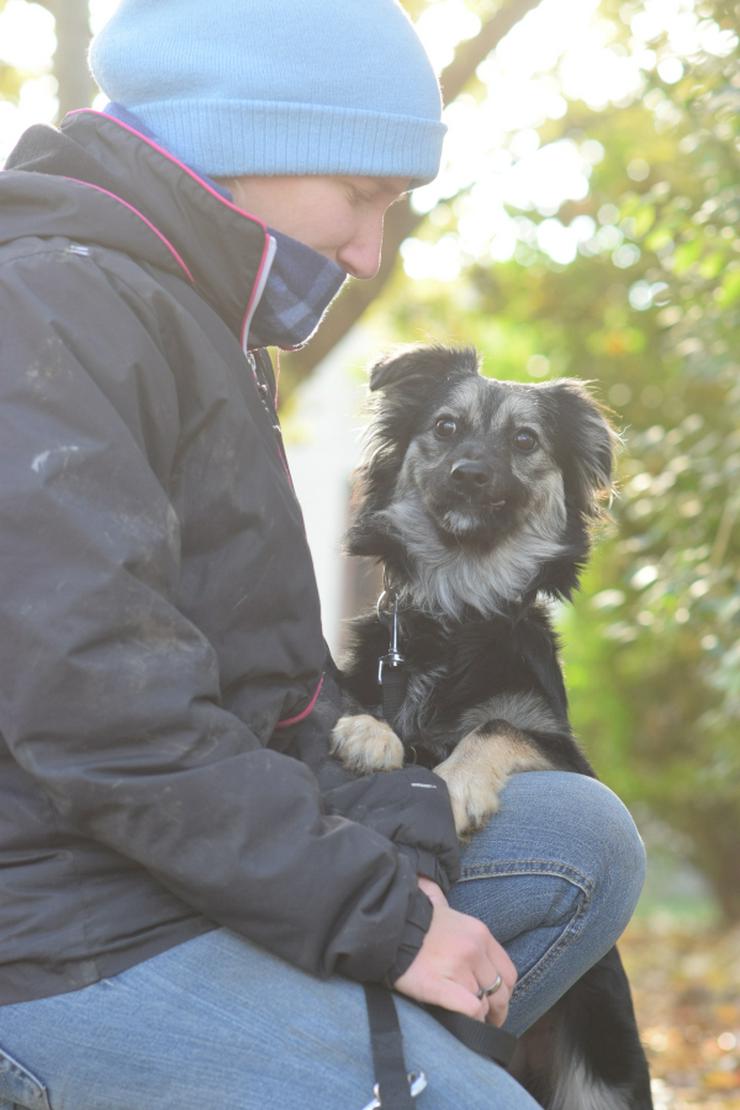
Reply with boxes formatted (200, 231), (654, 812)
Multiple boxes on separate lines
(620, 918), (740, 1108)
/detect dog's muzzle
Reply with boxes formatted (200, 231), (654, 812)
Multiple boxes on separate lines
(447, 458), (514, 514)
(449, 458), (512, 506)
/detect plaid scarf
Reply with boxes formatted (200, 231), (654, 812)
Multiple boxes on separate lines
(248, 229), (346, 350)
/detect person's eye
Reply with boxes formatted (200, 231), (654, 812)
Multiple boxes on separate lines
(344, 182), (372, 206)
(434, 416), (458, 439)
(513, 427), (539, 452)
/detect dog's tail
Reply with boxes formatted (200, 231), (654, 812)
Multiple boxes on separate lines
(514, 947), (653, 1110)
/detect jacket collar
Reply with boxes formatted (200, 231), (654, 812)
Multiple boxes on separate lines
(4, 110), (271, 345)
(100, 103), (347, 351)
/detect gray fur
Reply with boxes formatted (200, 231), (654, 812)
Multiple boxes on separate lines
(551, 1045), (633, 1110)
(457, 690), (563, 738)
(364, 373), (582, 619)
(380, 457), (568, 620)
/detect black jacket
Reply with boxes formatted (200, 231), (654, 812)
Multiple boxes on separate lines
(0, 111), (459, 1004)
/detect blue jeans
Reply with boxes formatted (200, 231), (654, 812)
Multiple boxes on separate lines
(0, 773), (645, 1110)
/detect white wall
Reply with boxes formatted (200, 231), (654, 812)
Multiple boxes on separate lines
(283, 328), (373, 656)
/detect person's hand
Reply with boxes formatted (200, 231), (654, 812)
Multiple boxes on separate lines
(393, 877), (517, 1025)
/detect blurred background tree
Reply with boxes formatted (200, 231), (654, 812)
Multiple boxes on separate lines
(337, 0), (738, 921)
(355, 0), (739, 922)
(0, 0), (737, 922)
(558, 4), (739, 921)
(37, 0), (93, 118)
(0, 0), (92, 119)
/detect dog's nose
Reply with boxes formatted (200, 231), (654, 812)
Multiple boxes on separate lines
(450, 459), (489, 488)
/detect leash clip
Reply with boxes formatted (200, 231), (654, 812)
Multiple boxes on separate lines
(361, 1070), (428, 1109)
(377, 589), (405, 685)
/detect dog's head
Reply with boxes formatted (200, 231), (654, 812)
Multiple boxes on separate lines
(348, 345), (617, 617)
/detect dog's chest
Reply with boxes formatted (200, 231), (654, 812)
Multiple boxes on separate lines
(393, 664), (448, 752)
(390, 626), (507, 758)
(383, 610), (561, 762)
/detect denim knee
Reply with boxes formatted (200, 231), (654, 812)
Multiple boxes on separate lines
(455, 772), (646, 939)
(578, 775), (647, 931)
(451, 773), (646, 1036)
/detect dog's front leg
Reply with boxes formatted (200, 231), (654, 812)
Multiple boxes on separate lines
(433, 724), (553, 837)
(331, 713), (405, 775)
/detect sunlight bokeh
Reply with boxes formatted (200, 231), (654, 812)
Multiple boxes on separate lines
(0, 0), (736, 276)
(406, 0), (736, 277)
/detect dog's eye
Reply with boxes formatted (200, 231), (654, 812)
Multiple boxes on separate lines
(513, 427), (539, 452)
(434, 416), (458, 439)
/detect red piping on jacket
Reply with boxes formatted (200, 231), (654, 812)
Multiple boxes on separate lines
(66, 110), (268, 229)
(63, 112), (320, 731)
(274, 673), (325, 729)
(62, 177), (196, 284)
(65, 109), (269, 342)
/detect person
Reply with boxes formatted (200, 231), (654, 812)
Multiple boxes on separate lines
(0, 2), (646, 1107)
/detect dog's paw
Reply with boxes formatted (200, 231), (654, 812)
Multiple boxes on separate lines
(433, 750), (505, 837)
(331, 714), (405, 774)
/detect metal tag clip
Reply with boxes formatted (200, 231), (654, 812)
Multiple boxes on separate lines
(361, 1070), (428, 1109)
(377, 589), (405, 686)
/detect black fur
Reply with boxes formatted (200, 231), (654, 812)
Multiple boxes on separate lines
(338, 345), (652, 1110)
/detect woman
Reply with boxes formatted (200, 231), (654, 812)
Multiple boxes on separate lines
(0, 2), (645, 1106)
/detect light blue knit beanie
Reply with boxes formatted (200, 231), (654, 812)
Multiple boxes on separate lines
(89, 0), (446, 185)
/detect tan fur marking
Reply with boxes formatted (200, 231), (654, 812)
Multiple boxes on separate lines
(331, 714), (404, 774)
(433, 727), (554, 837)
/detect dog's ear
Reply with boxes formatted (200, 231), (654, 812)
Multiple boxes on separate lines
(541, 379), (618, 517)
(369, 344), (479, 396)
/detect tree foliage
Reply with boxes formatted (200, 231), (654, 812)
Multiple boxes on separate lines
(380, 0), (739, 917)
(1, 0), (93, 121)
(562, 8), (739, 920)
(0, 0), (26, 103)
(39, 0), (94, 120)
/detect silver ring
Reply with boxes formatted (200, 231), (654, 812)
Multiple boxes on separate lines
(476, 974), (503, 1000)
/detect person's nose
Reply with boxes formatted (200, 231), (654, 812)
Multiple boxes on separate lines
(337, 216), (385, 279)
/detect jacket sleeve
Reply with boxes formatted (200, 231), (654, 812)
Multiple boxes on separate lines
(271, 672), (462, 894)
(321, 767), (461, 895)
(0, 250), (431, 983)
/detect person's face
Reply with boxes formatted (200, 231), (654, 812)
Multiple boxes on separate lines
(225, 174), (411, 279)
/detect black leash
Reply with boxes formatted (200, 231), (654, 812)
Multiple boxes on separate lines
(363, 985), (518, 1107)
(424, 1004), (518, 1067)
(363, 984), (417, 1108)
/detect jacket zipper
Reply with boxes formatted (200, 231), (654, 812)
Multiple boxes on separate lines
(247, 350), (295, 490)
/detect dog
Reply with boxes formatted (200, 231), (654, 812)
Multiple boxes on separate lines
(329, 345), (653, 1110)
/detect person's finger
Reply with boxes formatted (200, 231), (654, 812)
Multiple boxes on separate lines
(483, 980), (511, 1027)
(429, 977), (490, 1023)
(473, 965), (511, 1027)
(485, 940), (517, 990)
(463, 961), (511, 1027)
